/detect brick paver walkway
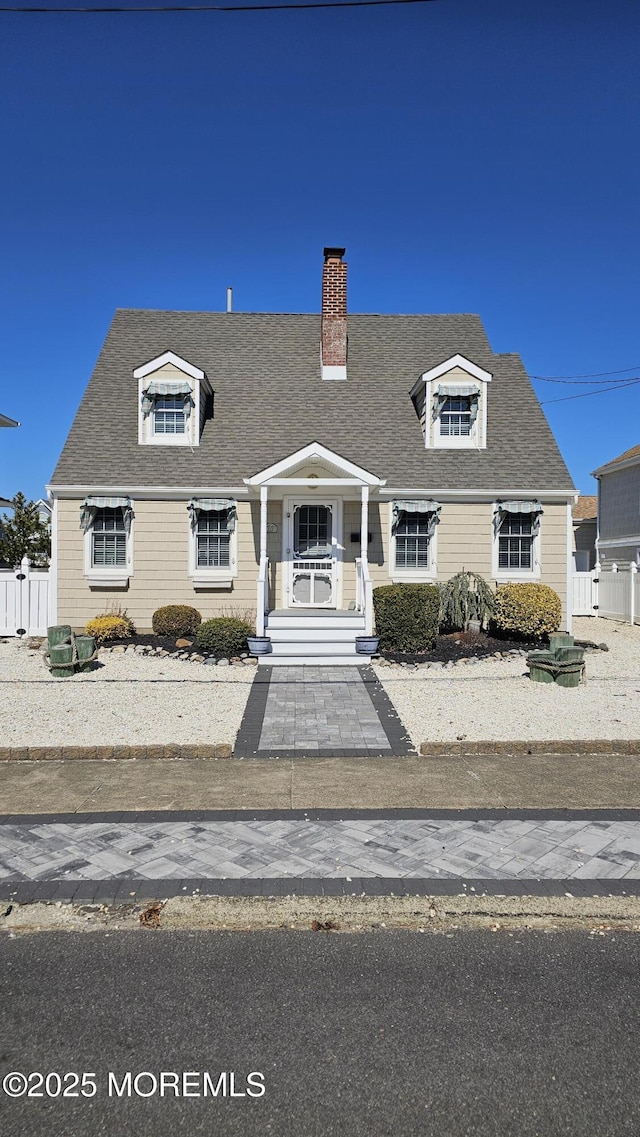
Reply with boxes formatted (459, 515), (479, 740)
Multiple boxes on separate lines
(233, 665), (414, 758)
(4, 813), (640, 905)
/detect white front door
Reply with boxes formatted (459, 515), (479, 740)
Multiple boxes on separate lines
(285, 500), (340, 608)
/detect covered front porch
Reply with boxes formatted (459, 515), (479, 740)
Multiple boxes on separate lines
(244, 443), (385, 663)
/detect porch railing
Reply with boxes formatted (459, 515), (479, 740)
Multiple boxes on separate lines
(256, 555), (269, 636)
(355, 556), (373, 635)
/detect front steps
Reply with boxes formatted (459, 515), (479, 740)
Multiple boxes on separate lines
(260, 610), (367, 665)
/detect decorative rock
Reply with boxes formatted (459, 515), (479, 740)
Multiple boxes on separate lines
(203, 657), (217, 666)
(112, 645), (125, 653)
(192, 654), (205, 663)
(217, 658), (230, 667)
(430, 661), (444, 670)
(176, 638), (193, 649)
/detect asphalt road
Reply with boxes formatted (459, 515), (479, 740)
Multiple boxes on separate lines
(2, 929), (640, 1136)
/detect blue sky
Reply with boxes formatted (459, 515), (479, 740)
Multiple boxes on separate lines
(1, 0), (638, 504)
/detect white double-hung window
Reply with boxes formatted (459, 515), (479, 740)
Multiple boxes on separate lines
(493, 501), (543, 578)
(80, 496), (134, 587)
(92, 507), (127, 567)
(391, 500), (441, 579)
(197, 509), (231, 568)
(188, 498), (237, 588)
(153, 394), (187, 435)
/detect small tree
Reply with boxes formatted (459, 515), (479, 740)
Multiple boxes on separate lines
(0, 493), (51, 568)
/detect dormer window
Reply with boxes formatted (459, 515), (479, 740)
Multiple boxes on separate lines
(134, 351), (210, 448)
(411, 354), (491, 450)
(152, 393), (189, 435)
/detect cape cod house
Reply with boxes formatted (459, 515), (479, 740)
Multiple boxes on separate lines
(48, 248), (576, 662)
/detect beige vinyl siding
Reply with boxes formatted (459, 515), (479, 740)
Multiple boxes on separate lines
(56, 494), (571, 629)
(56, 498), (259, 631)
(434, 502), (493, 577)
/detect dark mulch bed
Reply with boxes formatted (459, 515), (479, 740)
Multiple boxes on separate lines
(380, 630), (542, 665)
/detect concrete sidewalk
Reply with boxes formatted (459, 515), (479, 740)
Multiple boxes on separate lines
(2, 750), (640, 813)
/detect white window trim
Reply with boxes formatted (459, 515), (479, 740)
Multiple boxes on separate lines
(492, 508), (541, 582)
(432, 387), (483, 450)
(84, 506), (134, 589)
(137, 375), (201, 448)
(412, 355), (492, 451)
(390, 509), (438, 583)
(188, 509), (238, 589)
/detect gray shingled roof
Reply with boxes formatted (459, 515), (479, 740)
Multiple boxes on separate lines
(51, 310), (575, 492)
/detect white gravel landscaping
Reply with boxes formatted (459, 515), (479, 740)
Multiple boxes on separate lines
(373, 617), (640, 745)
(0, 640), (254, 747)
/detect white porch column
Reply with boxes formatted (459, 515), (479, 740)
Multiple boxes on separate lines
(260, 485), (268, 562)
(256, 485), (269, 636)
(360, 485), (373, 634)
(360, 485), (369, 565)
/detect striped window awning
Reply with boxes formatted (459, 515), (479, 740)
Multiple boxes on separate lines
(494, 500), (544, 534)
(187, 498), (237, 531)
(141, 381), (194, 417)
(392, 499), (441, 536)
(80, 496), (134, 533)
(432, 385), (480, 423)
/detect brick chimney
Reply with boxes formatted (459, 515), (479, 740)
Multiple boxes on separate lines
(321, 246), (347, 379)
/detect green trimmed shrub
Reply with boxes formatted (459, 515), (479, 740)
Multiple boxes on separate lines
(373, 583), (440, 652)
(196, 617), (254, 658)
(490, 582), (562, 641)
(85, 612), (135, 645)
(152, 605), (202, 637)
(439, 571), (495, 632)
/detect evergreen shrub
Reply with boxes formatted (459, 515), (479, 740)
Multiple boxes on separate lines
(373, 583), (440, 652)
(490, 582), (562, 641)
(152, 605), (202, 637)
(196, 616), (254, 658)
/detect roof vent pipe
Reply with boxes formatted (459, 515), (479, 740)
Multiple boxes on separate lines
(226, 287), (233, 313)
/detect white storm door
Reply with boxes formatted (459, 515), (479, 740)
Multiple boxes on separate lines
(286, 501), (338, 608)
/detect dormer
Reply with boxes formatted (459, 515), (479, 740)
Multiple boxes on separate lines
(411, 354), (492, 450)
(134, 351), (212, 447)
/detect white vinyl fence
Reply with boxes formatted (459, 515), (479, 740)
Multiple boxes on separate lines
(572, 562), (639, 624)
(0, 558), (50, 637)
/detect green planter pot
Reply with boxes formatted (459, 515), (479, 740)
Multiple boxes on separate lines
(47, 625), (72, 648)
(49, 642), (75, 678)
(75, 635), (96, 672)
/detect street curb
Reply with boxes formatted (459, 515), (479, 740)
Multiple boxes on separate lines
(0, 743), (233, 761)
(1, 740), (640, 761)
(419, 739), (640, 757)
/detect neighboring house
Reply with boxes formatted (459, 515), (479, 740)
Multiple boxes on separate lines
(35, 498), (52, 529)
(48, 247), (577, 662)
(592, 444), (640, 570)
(572, 495), (597, 571)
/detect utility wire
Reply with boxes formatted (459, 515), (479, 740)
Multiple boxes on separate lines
(0, 0), (441, 12)
(531, 364), (640, 380)
(534, 375), (640, 385)
(540, 379), (640, 405)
